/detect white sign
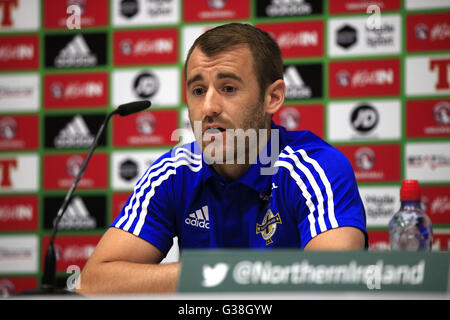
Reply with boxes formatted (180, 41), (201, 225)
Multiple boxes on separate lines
(0, 0), (40, 32)
(328, 15), (401, 57)
(111, 149), (168, 190)
(406, 55), (450, 97)
(0, 154), (39, 192)
(112, 0), (179, 27)
(406, 142), (450, 182)
(327, 100), (401, 141)
(405, 0), (450, 10)
(112, 67), (180, 108)
(359, 186), (400, 228)
(0, 74), (40, 112)
(0, 235), (38, 273)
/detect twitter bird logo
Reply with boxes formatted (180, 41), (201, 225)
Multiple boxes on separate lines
(201, 263), (229, 287)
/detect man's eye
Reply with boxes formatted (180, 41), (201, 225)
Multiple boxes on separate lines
(193, 88), (204, 96)
(223, 86), (236, 93)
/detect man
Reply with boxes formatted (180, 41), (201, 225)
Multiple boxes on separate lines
(77, 23), (367, 295)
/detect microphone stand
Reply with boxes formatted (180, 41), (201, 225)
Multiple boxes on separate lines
(41, 109), (119, 293)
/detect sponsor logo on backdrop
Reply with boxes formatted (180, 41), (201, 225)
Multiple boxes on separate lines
(112, 67), (179, 107)
(0, 73), (40, 112)
(405, 0), (450, 10)
(42, 235), (101, 272)
(406, 142), (450, 182)
(0, 235), (38, 273)
(328, 0), (400, 14)
(256, 0), (323, 18)
(113, 110), (178, 147)
(367, 230), (390, 251)
(257, 21), (323, 58)
(408, 12), (450, 52)
(44, 113), (107, 149)
(114, 28), (178, 65)
(43, 153), (107, 189)
(113, 0), (179, 26)
(0, 115), (39, 150)
(273, 105), (324, 137)
(0, 35), (39, 70)
(329, 59), (400, 97)
(328, 15), (401, 57)
(359, 186), (400, 227)
(0, 278), (38, 297)
(44, 73), (108, 109)
(0, 0), (40, 31)
(43, 195), (107, 230)
(111, 150), (167, 190)
(283, 63), (322, 100)
(337, 144), (401, 182)
(43, 0), (108, 29)
(406, 99), (450, 137)
(183, 0), (249, 22)
(45, 33), (107, 68)
(420, 186), (450, 224)
(406, 55), (450, 96)
(327, 100), (401, 141)
(0, 154), (38, 192)
(0, 196), (38, 231)
(182, 24), (217, 61)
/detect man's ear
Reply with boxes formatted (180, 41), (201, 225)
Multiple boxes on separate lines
(264, 79), (285, 115)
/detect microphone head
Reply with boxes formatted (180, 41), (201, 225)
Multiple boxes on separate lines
(116, 100), (151, 116)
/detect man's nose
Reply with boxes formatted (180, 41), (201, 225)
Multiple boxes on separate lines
(202, 87), (222, 118)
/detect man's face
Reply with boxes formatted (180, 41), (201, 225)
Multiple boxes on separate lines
(185, 44), (268, 164)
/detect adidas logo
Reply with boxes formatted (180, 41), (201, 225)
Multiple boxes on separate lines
(185, 205), (210, 229)
(54, 115), (94, 148)
(55, 196), (96, 230)
(284, 66), (312, 99)
(55, 34), (97, 67)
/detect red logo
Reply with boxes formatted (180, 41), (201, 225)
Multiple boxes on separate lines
(407, 12), (450, 52)
(0, 35), (39, 70)
(113, 28), (178, 66)
(43, 153), (108, 190)
(329, 59), (400, 97)
(0, 158), (17, 187)
(256, 21), (323, 58)
(0, 115), (39, 150)
(273, 104), (323, 138)
(329, 0), (400, 14)
(43, 0), (108, 29)
(42, 235), (101, 272)
(406, 99), (450, 138)
(430, 58), (450, 90)
(113, 110), (179, 147)
(337, 144), (401, 182)
(183, 0), (250, 22)
(0, 196), (38, 231)
(0, 0), (18, 27)
(44, 73), (108, 109)
(420, 185), (450, 224)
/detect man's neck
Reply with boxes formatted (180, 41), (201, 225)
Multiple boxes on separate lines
(211, 126), (272, 181)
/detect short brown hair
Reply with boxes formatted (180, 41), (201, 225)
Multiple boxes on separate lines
(184, 23), (283, 101)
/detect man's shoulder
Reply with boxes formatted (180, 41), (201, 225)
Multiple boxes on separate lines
(146, 141), (203, 180)
(274, 127), (352, 178)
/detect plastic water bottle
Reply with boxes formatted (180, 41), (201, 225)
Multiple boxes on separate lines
(388, 180), (433, 251)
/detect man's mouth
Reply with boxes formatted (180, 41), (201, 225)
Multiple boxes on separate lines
(203, 124), (226, 138)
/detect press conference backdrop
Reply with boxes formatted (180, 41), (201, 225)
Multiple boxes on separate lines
(0, 0), (449, 294)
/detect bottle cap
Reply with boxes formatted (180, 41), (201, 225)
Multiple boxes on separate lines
(400, 180), (421, 201)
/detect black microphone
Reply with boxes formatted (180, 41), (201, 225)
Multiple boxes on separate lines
(40, 100), (151, 294)
(114, 100), (151, 116)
